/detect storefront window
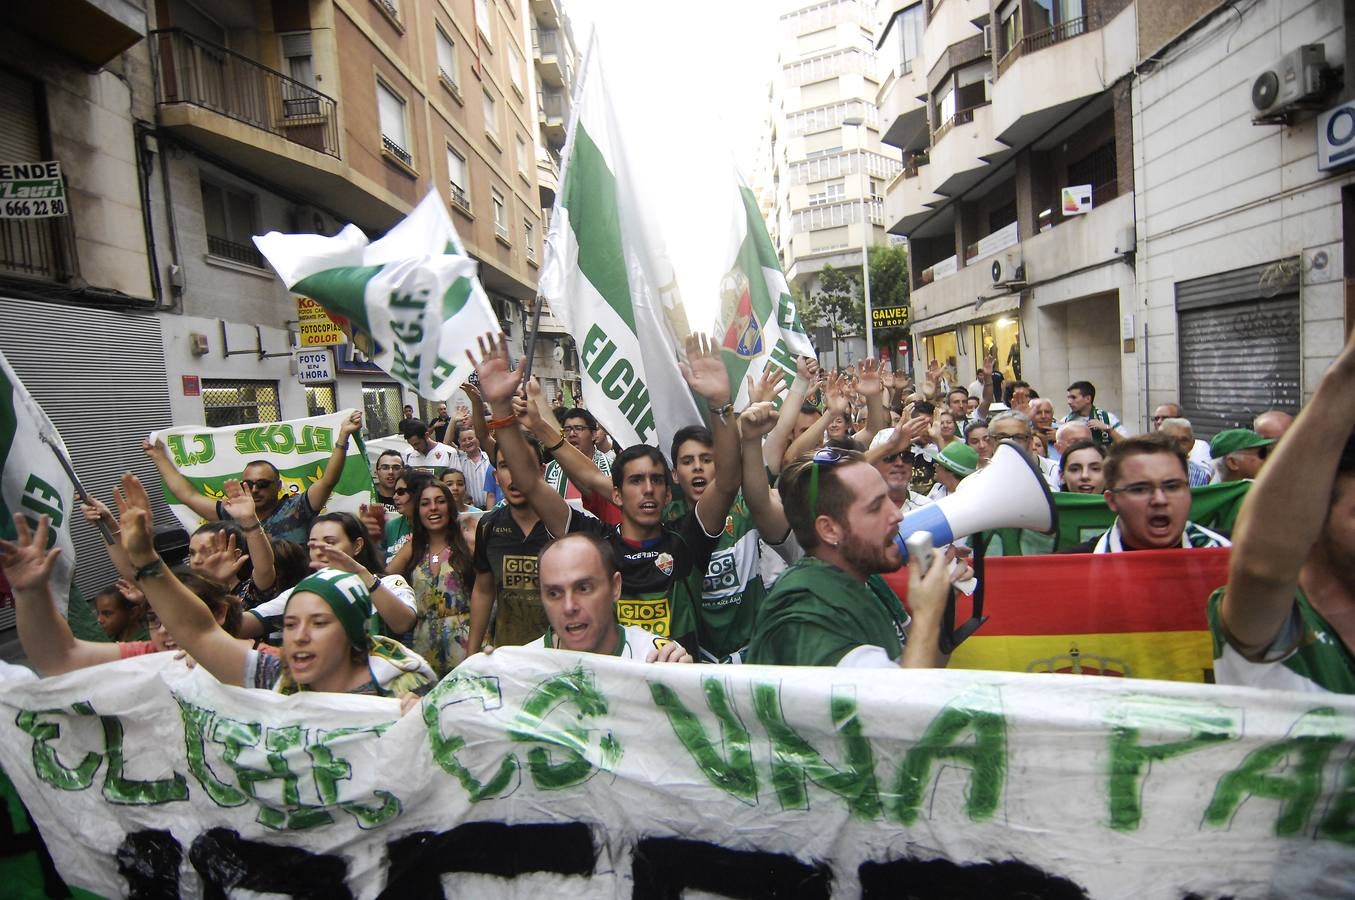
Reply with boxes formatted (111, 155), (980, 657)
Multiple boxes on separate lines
(921, 331), (959, 386)
(305, 383), (336, 417)
(972, 317), (1022, 381)
(362, 383), (403, 439)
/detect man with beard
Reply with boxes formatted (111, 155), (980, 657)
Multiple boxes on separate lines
(746, 448), (951, 668)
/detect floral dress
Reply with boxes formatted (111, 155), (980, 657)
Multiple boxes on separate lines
(410, 554), (471, 679)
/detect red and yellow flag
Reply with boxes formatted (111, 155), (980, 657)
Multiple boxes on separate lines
(882, 548), (1231, 683)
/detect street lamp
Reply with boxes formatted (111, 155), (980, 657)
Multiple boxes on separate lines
(842, 113), (874, 361)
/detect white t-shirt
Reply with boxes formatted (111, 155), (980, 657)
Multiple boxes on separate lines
(403, 443), (460, 472)
(526, 624), (669, 660)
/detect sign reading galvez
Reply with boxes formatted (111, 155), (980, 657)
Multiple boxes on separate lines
(0, 161), (68, 218)
(1, 650), (1350, 898)
(871, 304), (909, 328)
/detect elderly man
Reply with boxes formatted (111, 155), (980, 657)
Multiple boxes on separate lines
(745, 449), (951, 668)
(1030, 398), (1058, 456)
(1054, 420), (1093, 460)
(865, 422), (932, 511)
(1210, 428), (1275, 483)
(1085, 434), (1230, 553)
(1252, 409), (1294, 441)
(1211, 330), (1355, 693)
(989, 410), (1060, 489)
(1158, 417), (1213, 486)
(927, 442), (979, 502)
(1153, 402), (1211, 469)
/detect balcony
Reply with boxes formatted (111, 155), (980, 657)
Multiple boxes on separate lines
(530, 0), (562, 28)
(538, 89), (569, 148)
(879, 59), (928, 154)
(885, 153), (943, 234)
(921, 0), (987, 69)
(990, 4), (1135, 146)
(537, 155), (560, 208)
(1, 0), (145, 68)
(533, 28), (569, 87)
(928, 102), (1011, 197)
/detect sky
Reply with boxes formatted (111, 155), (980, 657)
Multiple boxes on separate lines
(563, 0), (784, 330)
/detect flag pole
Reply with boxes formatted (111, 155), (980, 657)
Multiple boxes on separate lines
(37, 432), (116, 546)
(524, 27), (597, 388)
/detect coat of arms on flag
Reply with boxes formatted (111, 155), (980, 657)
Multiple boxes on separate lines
(719, 268), (763, 359)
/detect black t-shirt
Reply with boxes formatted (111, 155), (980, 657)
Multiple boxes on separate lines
(473, 506), (552, 646)
(559, 508), (717, 655)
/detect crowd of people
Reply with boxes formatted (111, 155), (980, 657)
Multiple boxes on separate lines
(1, 327), (1351, 705)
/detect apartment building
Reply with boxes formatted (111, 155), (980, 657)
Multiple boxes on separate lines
(879, 0), (1136, 421)
(767, 0), (904, 368)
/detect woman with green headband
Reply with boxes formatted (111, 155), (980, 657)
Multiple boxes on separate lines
(110, 473), (434, 696)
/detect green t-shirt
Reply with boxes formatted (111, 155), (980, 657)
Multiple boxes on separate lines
(384, 516), (411, 561)
(746, 557), (907, 667)
(1208, 586), (1355, 694)
(665, 492), (766, 663)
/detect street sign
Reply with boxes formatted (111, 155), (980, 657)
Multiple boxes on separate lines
(295, 295), (349, 346)
(871, 305), (909, 328)
(0, 161), (68, 218)
(296, 348), (335, 383)
(897, 339), (909, 356)
(1318, 98), (1355, 171)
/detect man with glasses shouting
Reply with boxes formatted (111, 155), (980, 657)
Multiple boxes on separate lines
(746, 447), (953, 668)
(1087, 433), (1230, 553)
(144, 410), (363, 544)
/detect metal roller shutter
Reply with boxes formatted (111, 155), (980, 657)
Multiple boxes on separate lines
(1176, 261), (1301, 441)
(0, 297), (176, 634)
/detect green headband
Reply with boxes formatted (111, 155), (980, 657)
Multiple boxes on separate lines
(286, 569), (373, 649)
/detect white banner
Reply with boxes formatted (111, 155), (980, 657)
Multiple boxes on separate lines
(149, 409), (372, 533)
(1, 650), (1352, 898)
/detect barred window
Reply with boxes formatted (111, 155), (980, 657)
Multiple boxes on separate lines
(363, 382), (403, 439)
(202, 380), (281, 427)
(305, 383), (336, 417)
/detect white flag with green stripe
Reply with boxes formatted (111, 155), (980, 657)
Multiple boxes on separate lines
(0, 349), (76, 615)
(538, 39), (702, 453)
(716, 177), (817, 408)
(254, 191), (498, 400)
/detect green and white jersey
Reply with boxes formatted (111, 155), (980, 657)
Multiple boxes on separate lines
(1209, 587), (1355, 694)
(666, 492), (765, 664)
(527, 623), (670, 660)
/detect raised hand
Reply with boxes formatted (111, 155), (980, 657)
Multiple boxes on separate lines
(194, 529), (248, 585)
(113, 474), (157, 563)
(454, 403), (472, 423)
(857, 357), (884, 396)
(796, 355), (817, 384)
(824, 371), (850, 415)
(747, 366), (789, 405)
(115, 577), (146, 606)
(738, 401), (778, 440)
(219, 479), (259, 526)
(0, 514), (62, 592)
(338, 410), (363, 440)
(897, 414), (931, 446)
(82, 496), (117, 534)
(982, 355), (996, 380)
(468, 332), (524, 406)
(309, 540), (366, 577)
(679, 333), (732, 405)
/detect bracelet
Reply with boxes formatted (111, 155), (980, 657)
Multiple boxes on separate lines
(544, 434), (566, 453)
(710, 401), (734, 422)
(487, 413), (518, 431)
(133, 558), (165, 581)
(239, 521), (262, 533)
(365, 577), (381, 594)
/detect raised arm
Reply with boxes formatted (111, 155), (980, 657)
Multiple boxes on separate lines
(518, 377), (612, 498)
(471, 333), (572, 536)
(464, 386), (496, 463)
(143, 437), (219, 521)
(220, 479), (275, 592)
(764, 356), (814, 471)
(309, 541), (416, 634)
(680, 333), (741, 535)
(785, 371), (849, 463)
(853, 358), (890, 448)
(975, 356), (996, 420)
(863, 415), (931, 466)
(1221, 328), (1355, 654)
(82, 496), (135, 581)
(738, 402), (790, 542)
(1, 514), (121, 675)
(115, 474), (248, 687)
(307, 410), (363, 512)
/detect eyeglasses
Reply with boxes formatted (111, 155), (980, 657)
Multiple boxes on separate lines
(240, 479), (275, 491)
(1109, 479), (1189, 500)
(881, 451), (912, 464)
(562, 424), (593, 433)
(376, 464), (403, 472)
(807, 447), (848, 518)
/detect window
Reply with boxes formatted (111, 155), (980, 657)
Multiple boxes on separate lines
(999, 0), (1022, 56)
(435, 26), (458, 89)
(896, 4), (923, 74)
(377, 80), (411, 165)
(279, 32), (318, 116)
(507, 42), (524, 95)
(1067, 140), (1118, 205)
(483, 89), (498, 141)
(305, 383), (337, 416)
(492, 189), (508, 241)
(474, 0), (492, 42)
(0, 69), (76, 282)
(807, 180), (845, 205)
(362, 383), (403, 438)
(515, 134), (529, 175)
(200, 180), (264, 267)
(524, 219), (535, 261)
(447, 147), (470, 211)
(202, 380), (281, 427)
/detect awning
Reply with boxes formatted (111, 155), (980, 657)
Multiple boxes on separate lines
(909, 291), (1021, 335)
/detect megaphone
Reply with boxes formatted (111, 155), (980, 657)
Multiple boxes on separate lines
(893, 440), (1055, 558)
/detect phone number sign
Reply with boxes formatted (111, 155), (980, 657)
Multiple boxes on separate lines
(0, 161), (68, 218)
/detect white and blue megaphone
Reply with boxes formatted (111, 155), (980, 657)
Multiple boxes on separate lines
(893, 440), (1056, 558)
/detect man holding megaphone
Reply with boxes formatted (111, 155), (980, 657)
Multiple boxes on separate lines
(746, 439), (1056, 668)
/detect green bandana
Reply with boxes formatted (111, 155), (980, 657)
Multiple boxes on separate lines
(286, 569), (373, 649)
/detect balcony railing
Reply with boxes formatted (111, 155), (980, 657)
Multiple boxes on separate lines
(382, 134), (412, 166)
(207, 234), (266, 268)
(0, 216), (77, 283)
(538, 89), (566, 121)
(450, 183), (471, 213)
(150, 28), (340, 159)
(997, 16), (1090, 77)
(533, 27), (560, 57)
(931, 106), (978, 144)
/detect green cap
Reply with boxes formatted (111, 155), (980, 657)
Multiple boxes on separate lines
(1209, 428), (1275, 459)
(936, 442), (980, 477)
(286, 569), (373, 649)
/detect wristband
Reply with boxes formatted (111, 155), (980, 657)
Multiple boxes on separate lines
(487, 414), (517, 431)
(239, 520), (262, 533)
(133, 558), (165, 581)
(365, 577), (381, 594)
(710, 401), (734, 423)
(544, 434), (566, 453)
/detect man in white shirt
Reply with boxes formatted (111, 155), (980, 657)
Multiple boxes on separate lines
(455, 425), (494, 508)
(1153, 402), (1211, 470)
(400, 419), (459, 476)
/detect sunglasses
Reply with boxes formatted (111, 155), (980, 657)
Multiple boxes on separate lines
(807, 447), (849, 519)
(394, 487), (411, 496)
(881, 451), (912, 464)
(240, 479), (275, 491)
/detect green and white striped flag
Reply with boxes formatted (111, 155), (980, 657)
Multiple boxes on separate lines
(538, 37), (702, 453)
(254, 191), (499, 400)
(0, 350), (76, 615)
(715, 177), (817, 408)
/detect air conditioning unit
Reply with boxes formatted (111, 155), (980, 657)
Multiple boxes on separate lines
(991, 252), (1025, 288)
(503, 302), (516, 323)
(1252, 45), (1326, 120)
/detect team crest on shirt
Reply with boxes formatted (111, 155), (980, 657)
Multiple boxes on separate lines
(655, 552), (675, 576)
(724, 515), (735, 537)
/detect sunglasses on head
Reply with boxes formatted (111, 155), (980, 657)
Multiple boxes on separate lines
(807, 447), (849, 519)
(241, 479), (275, 491)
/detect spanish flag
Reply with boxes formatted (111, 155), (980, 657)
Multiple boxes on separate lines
(882, 548), (1231, 683)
